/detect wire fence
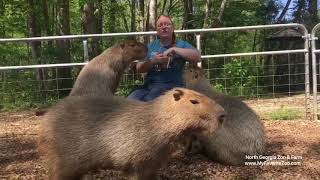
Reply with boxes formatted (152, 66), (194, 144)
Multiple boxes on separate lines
(0, 23), (315, 121)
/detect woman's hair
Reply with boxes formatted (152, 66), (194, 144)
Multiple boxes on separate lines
(156, 15), (176, 46)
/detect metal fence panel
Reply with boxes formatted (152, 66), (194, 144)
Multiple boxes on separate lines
(0, 24), (312, 120)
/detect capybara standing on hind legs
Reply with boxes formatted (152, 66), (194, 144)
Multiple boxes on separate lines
(38, 88), (226, 180)
(69, 40), (147, 96)
(183, 66), (265, 166)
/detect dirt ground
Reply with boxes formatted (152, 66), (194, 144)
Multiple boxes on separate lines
(0, 96), (320, 179)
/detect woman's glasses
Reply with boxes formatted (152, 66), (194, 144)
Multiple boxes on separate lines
(157, 23), (172, 29)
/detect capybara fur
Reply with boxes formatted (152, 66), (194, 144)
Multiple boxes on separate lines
(69, 40), (147, 96)
(183, 66), (265, 166)
(38, 88), (226, 180)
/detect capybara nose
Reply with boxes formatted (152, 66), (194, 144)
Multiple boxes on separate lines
(217, 111), (226, 124)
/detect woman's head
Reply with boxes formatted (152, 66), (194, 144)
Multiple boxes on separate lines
(156, 15), (176, 44)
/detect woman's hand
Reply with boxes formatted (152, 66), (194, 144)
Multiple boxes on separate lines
(163, 47), (176, 57)
(152, 53), (170, 68)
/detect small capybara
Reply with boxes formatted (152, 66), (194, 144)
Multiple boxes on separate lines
(183, 66), (265, 166)
(69, 40), (147, 96)
(38, 88), (226, 180)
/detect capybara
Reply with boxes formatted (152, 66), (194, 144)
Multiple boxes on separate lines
(183, 66), (265, 166)
(38, 88), (226, 180)
(69, 40), (147, 96)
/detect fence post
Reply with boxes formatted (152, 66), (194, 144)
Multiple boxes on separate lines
(311, 23), (320, 121)
(302, 32), (312, 120)
(83, 40), (89, 62)
(196, 34), (202, 68)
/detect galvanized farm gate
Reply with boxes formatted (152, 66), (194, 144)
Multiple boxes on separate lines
(0, 23), (316, 120)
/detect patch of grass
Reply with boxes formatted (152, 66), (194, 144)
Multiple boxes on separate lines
(268, 108), (302, 120)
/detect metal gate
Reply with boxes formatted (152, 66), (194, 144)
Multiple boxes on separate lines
(0, 23), (313, 120)
(311, 23), (320, 121)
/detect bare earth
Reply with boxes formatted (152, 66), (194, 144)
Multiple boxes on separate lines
(0, 97), (319, 179)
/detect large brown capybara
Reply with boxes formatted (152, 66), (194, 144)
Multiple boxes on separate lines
(183, 66), (265, 166)
(69, 40), (147, 96)
(38, 88), (226, 180)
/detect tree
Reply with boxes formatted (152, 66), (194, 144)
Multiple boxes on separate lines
(292, 0), (307, 24)
(182, 0), (194, 42)
(56, 0), (72, 97)
(130, 0), (136, 32)
(277, 0), (292, 23)
(0, 0), (5, 36)
(81, 1), (102, 59)
(109, 0), (116, 33)
(147, 0), (157, 42)
(137, 0), (145, 42)
(306, 0), (319, 28)
(27, 0), (46, 97)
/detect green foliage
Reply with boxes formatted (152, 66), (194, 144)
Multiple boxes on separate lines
(216, 58), (265, 97)
(268, 108), (303, 120)
(0, 0), (292, 111)
(115, 79), (144, 97)
(0, 1), (28, 37)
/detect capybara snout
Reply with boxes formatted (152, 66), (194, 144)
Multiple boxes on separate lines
(121, 40), (148, 62)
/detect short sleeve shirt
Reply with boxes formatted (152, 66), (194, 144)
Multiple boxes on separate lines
(145, 39), (195, 86)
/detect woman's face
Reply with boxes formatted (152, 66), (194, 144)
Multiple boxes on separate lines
(156, 16), (174, 39)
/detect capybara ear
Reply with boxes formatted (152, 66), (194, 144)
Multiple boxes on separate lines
(120, 42), (125, 49)
(173, 89), (184, 101)
(194, 71), (199, 79)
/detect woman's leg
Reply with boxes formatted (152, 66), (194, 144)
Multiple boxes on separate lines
(127, 88), (149, 101)
(142, 83), (176, 101)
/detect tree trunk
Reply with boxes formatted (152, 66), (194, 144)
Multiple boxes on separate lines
(307, 0), (319, 28)
(109, 0), (116, 33)
(56, 0), (72, 97)
(41, 0), (52, 85)
(277, 0), (292, 22)
(182, 0), (194, 41)
(292, 0), (305, 23)
(216, 0), (227, 25)
(28, 0), (46, 98)
(0, 0), (5, 36)
(130, 0), (136, 32)
(202, 0), (212, 28)
(201, 0), (212, 56)
(138, 0), (146, 42)
(96, 0), (103, 35)
(148, 0), (157, 42)
(160, 0), (167, 15)
(81, 2), (101, 59)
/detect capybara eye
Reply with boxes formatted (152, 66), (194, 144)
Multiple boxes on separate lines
(190, 99), (199, 104)
(218, 113), (226, 124)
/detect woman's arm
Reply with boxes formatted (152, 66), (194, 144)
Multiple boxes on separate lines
(136, 53), (170, 73)
(163, 47), (201, 63)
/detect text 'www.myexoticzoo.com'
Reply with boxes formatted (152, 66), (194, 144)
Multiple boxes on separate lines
(244, 155), (303, 166)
